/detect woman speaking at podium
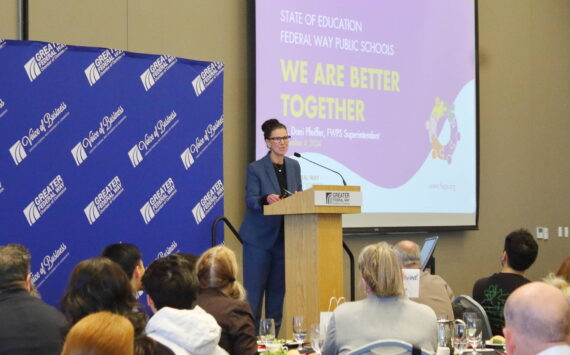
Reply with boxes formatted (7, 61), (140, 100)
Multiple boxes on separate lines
(239, 118), (302, 335)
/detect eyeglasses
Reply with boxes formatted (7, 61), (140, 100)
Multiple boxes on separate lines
(267, 136), (291, 142)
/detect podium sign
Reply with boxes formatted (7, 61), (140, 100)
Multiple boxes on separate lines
(314, 190), (362, 206)
(264, 185), (361, 338)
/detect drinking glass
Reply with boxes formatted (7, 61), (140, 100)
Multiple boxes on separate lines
(292, 316), (307, 351)
(310, 323), (324, 354)
(260, 318), (276, 346)
(453, 320), (468, 354)
(463, 313), (482, 354)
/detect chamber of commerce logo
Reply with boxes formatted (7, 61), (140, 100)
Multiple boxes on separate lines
(24, 42), (67, 82)
(0, 98), (7, 119)
(157, 240), (178, 259)
(325, 192), (350, 205)
(180, 148), (195, 170)
(192, 179), (224, 224)
(23, 175), (66, 226)
(180, 115), (223, 170)
(84, 176), (124, 225)
(140, 55), (177, 91)
(129, 110), (179, 167)
(71, 105), (126, 166)
(192, 61), (224, 96)
(31, 243), (69, 288)
(9, 102), (70, 165)
(140, 178), (177, 224)
(426, 97), (460, 164)
(84, 49), (125, 86)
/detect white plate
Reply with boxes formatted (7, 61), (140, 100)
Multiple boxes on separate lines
(485, 340), (505, 349)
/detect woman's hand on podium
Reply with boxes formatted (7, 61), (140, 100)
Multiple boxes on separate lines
(266, 194), (282, 204)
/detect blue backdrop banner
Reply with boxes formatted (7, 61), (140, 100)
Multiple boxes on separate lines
(0, 39), (224, 307)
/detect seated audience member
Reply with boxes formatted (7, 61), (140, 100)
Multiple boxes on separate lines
(321, 242), (438, 355)
(503, 282), (570, 355)
(194, 246), (257, 355)
(472, 228), (538, 335)
(60, 257), (173, 355)
(101, 243), (145, 294)
(0, 244), (67, 355)
(394, 240), (455, 320)
(61, 311), (134, 355)
(556, 257), (570, 282)
(142, 254), (227, 355)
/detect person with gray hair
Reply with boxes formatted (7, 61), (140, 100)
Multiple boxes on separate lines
(503, 282), (570, 355)
(322, 242), (438, 354)
(394, 240), (455, 320)
(0, 243), (67, 354)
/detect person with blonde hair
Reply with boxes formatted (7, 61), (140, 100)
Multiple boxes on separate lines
(322, 242), (438, 355)
(194, 245), (257, 355)
(61, 311), (134, 355)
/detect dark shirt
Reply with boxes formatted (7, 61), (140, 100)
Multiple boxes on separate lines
(194, 288), (258, 355)
(472, 273), (530, 335)
(259, 162), (289, 206)
(0, 286), (68, 355)
(273, 162), (287, 195)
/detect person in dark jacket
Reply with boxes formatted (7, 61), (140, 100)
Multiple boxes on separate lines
(0, 243), (67, 355)
(194, 246), (257, 355)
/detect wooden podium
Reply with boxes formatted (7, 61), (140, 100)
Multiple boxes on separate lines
(264, 185), (361, 338)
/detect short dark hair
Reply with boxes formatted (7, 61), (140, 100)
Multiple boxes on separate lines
(175, 252), (199, 271)
(100, 243), (142, 279)
(504, 229), (538, 271)
(0, 244), (31, 289)
(142, 254), (199, 310)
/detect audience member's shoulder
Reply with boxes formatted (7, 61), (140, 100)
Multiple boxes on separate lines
(333, 298), (365, 316)
(13, 291), (68, 328)
(404, 297), (437, 319)
(426, 273), (450, 285)
(233, 298), (254, 314)
(473, 275), (492, 292)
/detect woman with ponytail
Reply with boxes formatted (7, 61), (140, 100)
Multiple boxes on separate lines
(194, 246), (257, 355)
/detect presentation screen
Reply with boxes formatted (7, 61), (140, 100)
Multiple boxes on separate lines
(256, 0), (478, 230)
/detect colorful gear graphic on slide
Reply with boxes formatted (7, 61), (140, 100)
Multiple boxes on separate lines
(426, 97), (460, 164)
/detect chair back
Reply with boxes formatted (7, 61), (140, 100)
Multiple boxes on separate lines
(346, 339), (434, 355)
(452, 295), (493, 341)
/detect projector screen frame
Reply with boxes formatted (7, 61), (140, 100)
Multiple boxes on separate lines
(252, 0), (481, 233)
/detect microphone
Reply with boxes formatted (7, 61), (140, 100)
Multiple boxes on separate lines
(294, 152), (347, 186)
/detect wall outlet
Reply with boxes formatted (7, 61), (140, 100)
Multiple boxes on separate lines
(559, 226), (564, 237)
(543, 227), (549, 239)
(536, 227), (544, 239)
(565, 226), (569, 238)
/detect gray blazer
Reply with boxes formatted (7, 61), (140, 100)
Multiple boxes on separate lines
(322, 295), (438, 355)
